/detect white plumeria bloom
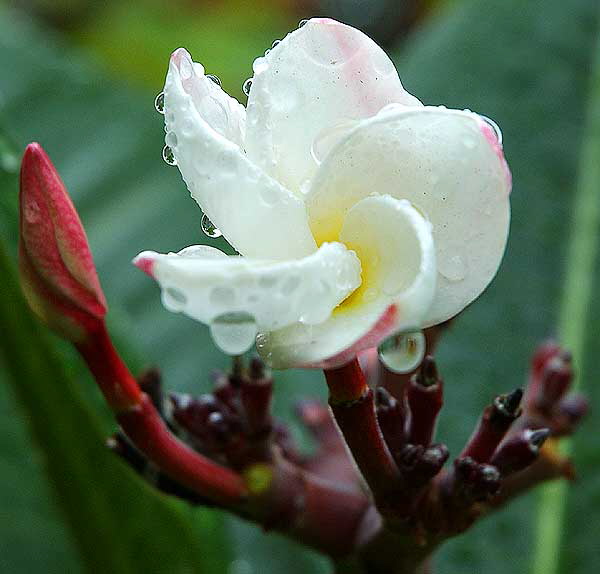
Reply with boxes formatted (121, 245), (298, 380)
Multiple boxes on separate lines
(134, 18), (511, 369)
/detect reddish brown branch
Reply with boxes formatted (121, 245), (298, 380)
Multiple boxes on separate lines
(406, 357), (443, 446)
(118, 394), (248, 505)
(325, 360), (401, 506)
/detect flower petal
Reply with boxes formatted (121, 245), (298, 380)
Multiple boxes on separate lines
(169, 48), (246, 147)
(305, 106), (511, 326)
(164, 48), (316, 260)
(257, 195), (436, 368)
(133, 242), (361, 333)
(244, 18), (421, 195)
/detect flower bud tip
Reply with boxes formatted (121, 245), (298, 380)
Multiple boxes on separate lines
(19, 142), (106, 341)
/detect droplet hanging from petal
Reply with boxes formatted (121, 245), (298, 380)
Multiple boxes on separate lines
(206, 74), (222, 87)
(162, 145), (177, 166)
(201, 213), (223, 238)
(243, 78), (253, 96)
(154, 91), (165, 114)
(210, 312), (258, 355)
(378, 330), (426, 374)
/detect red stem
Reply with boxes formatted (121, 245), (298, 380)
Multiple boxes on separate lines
(325, 360), (400, 505)
(75, 322), (142, 411)
(76, 321), (247, 505)
(118, 394), (247, 505)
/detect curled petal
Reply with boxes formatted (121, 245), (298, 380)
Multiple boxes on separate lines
(306, 106), (511, 326)
(133, 242), (361, 333)
(257, 195), (436, 368)
(170, 48), (246, 146)
(164, 48), (316, 260)
(244, 18), (421, 194)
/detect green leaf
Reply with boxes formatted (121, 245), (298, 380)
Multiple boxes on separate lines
(0, 241), (212, 573)
(0, 8), (328, 574)
(533, 12), (600, 574)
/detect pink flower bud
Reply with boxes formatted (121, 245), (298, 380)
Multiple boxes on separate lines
(19, 143), (106, 342)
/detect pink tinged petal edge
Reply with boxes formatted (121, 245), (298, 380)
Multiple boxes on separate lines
(479, 120), (512, 191)
(132, 253), (156, 278)
(311, 18), (420, 114)
(303, 304), (398, 370)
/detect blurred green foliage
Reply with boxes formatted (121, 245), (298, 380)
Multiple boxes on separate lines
(1, 0), (599, 573)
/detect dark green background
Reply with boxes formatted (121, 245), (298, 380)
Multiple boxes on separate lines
(1, 0), (598, 572)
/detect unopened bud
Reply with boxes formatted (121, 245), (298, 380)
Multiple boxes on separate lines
(18, 143), (106, 341)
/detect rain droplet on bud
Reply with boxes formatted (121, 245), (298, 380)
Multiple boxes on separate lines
(298, 19), (309, 28)
(154, 91), (165, 114)
(272, 39), (281, 48)
(201, 213), (222, 238)
(209, 312), (258, 355)
(162, 145), (177, 166)
(243, 78), (253, 96)
(206, 74), (222, 87)
(378, 330), (426, 374)
(478, 114), (503, 144)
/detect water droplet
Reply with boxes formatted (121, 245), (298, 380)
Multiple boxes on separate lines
(209, 286), (236, 307)
(259, 185), (279, 206)
(478, 114), (503, 144)
(162, 145), (177, 166)
(281, 275), (301, 295)
(201, 214), (222, 238)
(24, 200), (41, 223)
(258, 275), (278, 289)
(298, 19), (309, 28)
(154, 91), (165, 114)
(378, 330), (426, 374)
(206, 74), (221, 87)
(163, 286), (187, 311)
(363, 288), (378, 303)
(209, 312), (258, 355)
(252, 57), (268, 74)
(438, 255), (466, 282)
(311, 120), (358, 164)
(243, 78), (253, 96)
(271, 39), (281, 48)
(179, 57), (193, 80)
(165, 132), (178, 148)
(264, 49), (271, 56)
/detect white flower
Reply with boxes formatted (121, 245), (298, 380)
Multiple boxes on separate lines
(134, 18), (511, 369)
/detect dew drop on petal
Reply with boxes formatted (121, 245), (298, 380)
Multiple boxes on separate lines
(478, 114), (503, 144)
(438, 255), (466, 282)
(378, 330), (426, 374)
(201, 213), (222, 238)
(179, 57), (194, 80)
(162, 145), (177, 165)
(165, 132), (178, 148)
(311, 120), (358, 165)
(298, 18), (309, 28)
(206, 74), (222, 87)
(271, 39), (281, 48)
(163, 286), (188, 311)
(210, 312), (258, 355)
(243, 78), (253, 96)
(154, 91), (165, 114)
